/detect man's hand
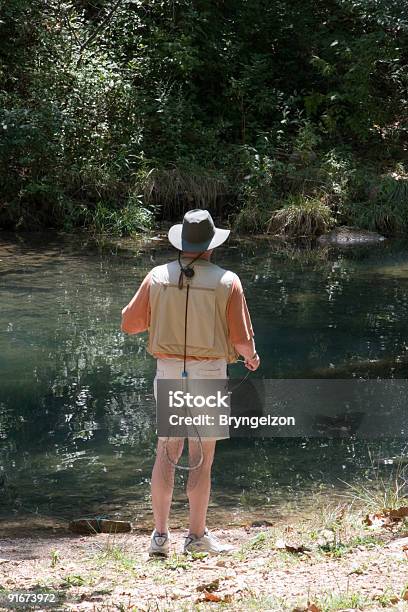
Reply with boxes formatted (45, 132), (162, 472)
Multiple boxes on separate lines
(244, 352), (260, 371)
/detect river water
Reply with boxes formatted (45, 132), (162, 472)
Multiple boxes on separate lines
(0, 230), (407, 532)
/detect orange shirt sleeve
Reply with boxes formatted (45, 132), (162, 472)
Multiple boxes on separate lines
(226, 274), (254, 344)
(121, 271), (152, 334)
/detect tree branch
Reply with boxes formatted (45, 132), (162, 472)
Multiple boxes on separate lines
(76, 0), (123, 67)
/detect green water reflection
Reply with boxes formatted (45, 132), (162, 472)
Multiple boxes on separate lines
(0, 231), (407, 528)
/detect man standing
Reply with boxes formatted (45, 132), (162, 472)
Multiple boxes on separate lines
(121, 209), (260, 556)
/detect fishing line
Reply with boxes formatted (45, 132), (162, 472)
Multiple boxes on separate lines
(228, 363), (251, 392)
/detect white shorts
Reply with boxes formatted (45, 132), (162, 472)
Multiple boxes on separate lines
(153, 357), (229, 441)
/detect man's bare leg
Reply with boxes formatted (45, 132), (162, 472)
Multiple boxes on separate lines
(186, 439), (216, 537)
(151, 438), (184, 533)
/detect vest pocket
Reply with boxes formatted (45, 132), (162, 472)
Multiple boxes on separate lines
(156, 285), (216, 350)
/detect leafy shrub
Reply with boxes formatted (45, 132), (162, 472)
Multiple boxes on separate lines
(87, 199), (155, 237)
(319, 147), (357, 205)
(346, 174), (408, 235)
(267, 195), (335, 238)
(233, 203), (271, 233)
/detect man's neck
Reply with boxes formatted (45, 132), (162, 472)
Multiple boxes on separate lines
(181, 251), (212, 261)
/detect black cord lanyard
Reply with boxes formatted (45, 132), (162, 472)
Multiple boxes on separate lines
(164, 251), (205, 471)
(183, 284), (190, 377)
(178, 250), (208, 377)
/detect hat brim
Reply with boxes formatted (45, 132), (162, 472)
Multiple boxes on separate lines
(168, 224), (230, 252)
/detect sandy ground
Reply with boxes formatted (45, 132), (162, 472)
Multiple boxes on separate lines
(0, 515), (408, 612)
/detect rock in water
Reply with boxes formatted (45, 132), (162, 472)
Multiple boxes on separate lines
(317, 226), (386, 245)
(69, 518), (133, 534)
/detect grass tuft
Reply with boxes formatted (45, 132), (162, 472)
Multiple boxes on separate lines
(338, 447), (408, 512)
(267, 194), (335, 237)
(141, 165), (229, 218)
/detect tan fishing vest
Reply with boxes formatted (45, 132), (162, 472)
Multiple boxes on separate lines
(147, 258), (239, 363)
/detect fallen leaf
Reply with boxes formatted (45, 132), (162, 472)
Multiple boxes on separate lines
(250, 520), (273, 528)
(365, 506), (408, 528)
(275, 538), (309, 553)
(197, 578), (220, 593)
(364, 512), (392, 529)
(202, 590), (235, 603)
(388, 506), (408, 520)
(204, 591), (221, 602)
(286, 543), (309, 553)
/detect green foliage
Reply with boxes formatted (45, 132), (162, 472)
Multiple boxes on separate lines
(319, 147), (357, 204)
(340, 171), (408, 235)
(233, 145), (280, 232)
(60, 574), (86, 588)
(267, 195), (335, 238)
(233, 203), (271, 234)
(50, 549), (60, 568)
(87, 200), (155, 238)
(318, 533), (383, 557)
(0, 0), (407, 234)
(316, 591), (370, 611)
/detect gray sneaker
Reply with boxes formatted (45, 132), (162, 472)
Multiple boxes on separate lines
(148, 529), (170, 557)
(184, 528), (234, 555)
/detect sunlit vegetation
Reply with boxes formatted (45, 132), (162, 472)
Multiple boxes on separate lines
(1, 1), (408, 235)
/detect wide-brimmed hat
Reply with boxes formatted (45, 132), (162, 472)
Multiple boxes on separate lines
(168, 209), (230, 252)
